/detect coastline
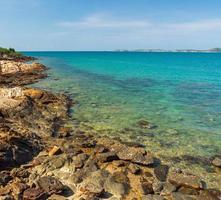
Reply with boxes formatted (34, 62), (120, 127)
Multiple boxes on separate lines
(0, 59), (221, 199)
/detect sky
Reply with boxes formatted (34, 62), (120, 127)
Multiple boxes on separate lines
(1, 0), (221, 51)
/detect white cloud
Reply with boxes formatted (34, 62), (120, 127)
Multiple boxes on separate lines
(57, 14), (221, 34)
(57, 14), (151, 29)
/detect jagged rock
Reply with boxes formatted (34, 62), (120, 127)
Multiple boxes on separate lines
(142, 194), (165, 200)
(23, 188), (47, 200)
(178, 186), (199, 195)
(0, 172), (12, 186)
(0, 61), (45, 75)
(212, 157), (221, 168)
(72, 153), (88, 169)
(160, 182), (177, 196)
(170, 192), (197, 200)
(168, 172), (206, 189)
(104, 175), (127, 197)
(128, 163), (141, 174)
(36, 176), (64, 195)
(198, 189), (221, 200)
(97, 137), (155, 166)
(79, 170), (108, 196)
(0, 127), (41, 170)
(48, 146), (61, 156)
(97, 152), (119, 163)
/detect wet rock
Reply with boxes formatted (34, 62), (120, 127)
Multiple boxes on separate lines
(48, 146), (62, 156)
(23, 188), (47, 200)
(168, 172), (206, 189)
(138, 119), (157, 129)
(154, 165), (169, 181)
(0, 171), (12, 186)
(36, 176), (64, 195)
(212, 157), (221, 168)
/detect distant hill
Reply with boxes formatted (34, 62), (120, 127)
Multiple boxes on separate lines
(115, 48), (221, 52)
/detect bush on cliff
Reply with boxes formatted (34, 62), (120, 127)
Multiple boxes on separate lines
(0, 47), (23, 59)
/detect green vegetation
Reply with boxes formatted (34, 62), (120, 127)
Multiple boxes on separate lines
(0, 47), (23, 59)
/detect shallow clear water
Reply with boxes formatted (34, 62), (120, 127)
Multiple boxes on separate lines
(24, 51), (221, 188)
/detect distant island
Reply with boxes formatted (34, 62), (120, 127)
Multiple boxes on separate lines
(115, 48), (221, 52)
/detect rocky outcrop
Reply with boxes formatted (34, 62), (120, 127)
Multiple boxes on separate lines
(0, 61), (47, 86)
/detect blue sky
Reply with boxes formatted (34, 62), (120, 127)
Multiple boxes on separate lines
(1, 0), (221, 50)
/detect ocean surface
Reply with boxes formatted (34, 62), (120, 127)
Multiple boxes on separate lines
(24, 51), (221, 188)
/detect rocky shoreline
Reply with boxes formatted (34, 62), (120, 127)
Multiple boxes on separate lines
(0, 60), (220, 200)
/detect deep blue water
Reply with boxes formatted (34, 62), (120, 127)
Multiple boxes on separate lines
(24, 51), (221, 187)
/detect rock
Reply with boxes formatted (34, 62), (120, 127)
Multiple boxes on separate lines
(212, 157), (221, 168)
(152, 181), (164, 194)
(138, 119), (157, 129)
(23, 188), (47, 200)
(36, 176), (64, 195)
(140, 181), (154, 195)
(170, 192), (197, 200)
(117, 147), (155, 166)
(104, 176), (127, 198)
(142, 194), (165, 200)
(103, 171), (129, 197)
(48, 146), (61, 156)
(72, 153), (88, 169)
(79, 170), (108, 195)
(97, 152), (119, 163)
(160, 182), (177, 196)
(128, 163), (141, 174)
(178, 187), (199, 195)
(11, 180), (29, 197)
(0, 61), (47, 87)
(0, 171), (12, 186)
(48, 194), (67, 200)
(198, 189), (221, 200)
(154, 165), (169, 181)
(168, 172), (206, 189)
(0, 127), (41, 170)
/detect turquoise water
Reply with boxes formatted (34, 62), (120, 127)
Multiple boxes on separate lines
(25, 52), (221, 187)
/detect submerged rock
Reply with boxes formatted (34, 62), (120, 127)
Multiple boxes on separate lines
(212, 157), (221, 168)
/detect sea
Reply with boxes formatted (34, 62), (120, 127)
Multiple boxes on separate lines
(24, 51), (221, 188)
